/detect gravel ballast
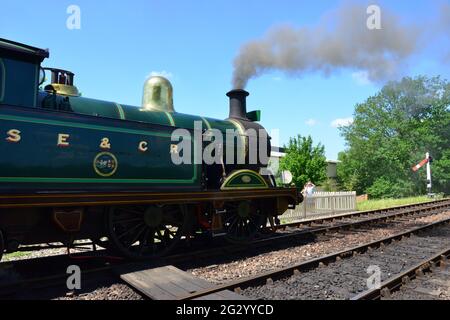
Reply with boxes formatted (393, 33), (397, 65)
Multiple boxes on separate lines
(190, 211), (450, 285)
(241, 224), (450, 300)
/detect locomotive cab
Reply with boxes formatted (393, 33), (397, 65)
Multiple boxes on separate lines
(0, 38), (48, 108)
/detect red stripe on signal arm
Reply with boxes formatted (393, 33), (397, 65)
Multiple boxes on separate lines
(412, 158), (428, 172)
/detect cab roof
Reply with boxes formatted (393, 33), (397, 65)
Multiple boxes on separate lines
(0, 38), (49, 63)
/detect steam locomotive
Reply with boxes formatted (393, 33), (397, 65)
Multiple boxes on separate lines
(0, 38), (300, 260)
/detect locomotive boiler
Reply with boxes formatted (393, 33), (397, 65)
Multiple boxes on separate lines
(0, 38), (301, 260)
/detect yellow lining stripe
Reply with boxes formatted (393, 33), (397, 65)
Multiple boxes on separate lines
(114, 103), (126, 120)
(227, 118), (247, 160)
(201, 117), (212, 130)
(227, 118), (245, 135)
(165, 112), (175, 126)
(220, 169), (269, 190)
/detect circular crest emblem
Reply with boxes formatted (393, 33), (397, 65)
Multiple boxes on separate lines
(241, 175), (251, 183)
(93, 152), (118, 177)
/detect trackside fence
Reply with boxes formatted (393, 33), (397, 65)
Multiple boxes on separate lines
(281, 191), (357, 222)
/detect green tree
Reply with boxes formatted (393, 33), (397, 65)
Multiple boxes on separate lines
(337, 76), (450, 198)
(279, 135), (327, 189)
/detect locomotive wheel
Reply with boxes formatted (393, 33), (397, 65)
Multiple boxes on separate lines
(91, 209), (113, 250)
(223, 201), (265, 244)
(107, 204), (189, 259)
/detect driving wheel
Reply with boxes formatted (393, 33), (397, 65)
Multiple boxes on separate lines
(107, 204), (189, 259)
(223, 200), (265, 244)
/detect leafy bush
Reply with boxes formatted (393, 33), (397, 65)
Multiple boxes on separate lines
(366, 177), (415, 199)
(338, 76), (450, 198)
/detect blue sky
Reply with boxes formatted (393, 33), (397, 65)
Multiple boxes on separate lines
(1, 0), (449, 159)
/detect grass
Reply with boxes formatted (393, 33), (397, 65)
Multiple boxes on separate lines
(2, 250), (32, 261)
(357, 195), (442, 211)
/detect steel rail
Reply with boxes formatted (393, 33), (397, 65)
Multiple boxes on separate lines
(159, 199), (450, 264)
(178, 217), (450, 300)
(351, 248), (450, 300)
(278, 198), (449, 229)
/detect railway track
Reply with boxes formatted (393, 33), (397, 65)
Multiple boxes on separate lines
(179, 216), (450, 300)
(277, 198), (449, 231)
(0, 198), (449, 299)
(7, 198), (449, 257)
(170, 198), (450, 265)
(353, 248), (450, 300)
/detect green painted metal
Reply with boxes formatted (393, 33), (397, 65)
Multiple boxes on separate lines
(0, 113), (172, 137)
(33, 64), (39, 107)
(0, 38), (257, 193)
(0, 110), (199, 190)
(200, 116), (212, 130)
(164, 112), (175, 126)
(69, 96), (130, 121)
(0, 90), (249, 191)
(1, 58), (37, 107)
(221, 170), (269, 190)
(0, 39), (37, 54)
(246, 110), (261, 122)
(119, 102), (176, 127)
(0, 38), (49, 62)
(39, 92), (241, 135)
(114, 103), (126, 120)
(0, 58), (4, 102)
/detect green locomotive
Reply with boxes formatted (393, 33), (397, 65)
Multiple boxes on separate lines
(0, 38), (300, 260)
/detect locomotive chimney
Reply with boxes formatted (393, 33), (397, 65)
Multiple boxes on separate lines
(226, 89), (249, 120)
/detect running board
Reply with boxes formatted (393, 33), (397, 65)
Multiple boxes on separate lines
(0, 188), (299, 209)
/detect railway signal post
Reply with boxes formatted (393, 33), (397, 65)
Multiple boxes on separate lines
(425, 152), (432, 195)
(412, 152), (433, 196)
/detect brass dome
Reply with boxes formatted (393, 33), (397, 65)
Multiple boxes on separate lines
(141, 76), (174, 113)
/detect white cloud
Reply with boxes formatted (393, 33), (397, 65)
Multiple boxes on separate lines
(331, 117), (353, 128)
(305, 118), (318, 126)
(351, 71), (371, 86)
(148, 70), (173, 79)
(272, 76), (282, 81)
